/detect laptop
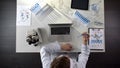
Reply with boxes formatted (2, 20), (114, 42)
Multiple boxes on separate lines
(48, 24), (72, 43)
(35, 4), (72, 43)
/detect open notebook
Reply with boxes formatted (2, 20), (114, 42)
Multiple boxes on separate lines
(31, 4), (72, 24)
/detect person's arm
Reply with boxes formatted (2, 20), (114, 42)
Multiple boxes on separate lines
(40, 41), (61, 68)
(78, 44), (90, 64)
(77, 33), (90, 68)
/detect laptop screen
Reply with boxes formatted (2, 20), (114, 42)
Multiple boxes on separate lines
(51, 27), (70, 35)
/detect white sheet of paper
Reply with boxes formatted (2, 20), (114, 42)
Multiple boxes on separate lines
(17, 5), (31, 26)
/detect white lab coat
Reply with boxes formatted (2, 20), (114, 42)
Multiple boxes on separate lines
(40, 41), (90, 68)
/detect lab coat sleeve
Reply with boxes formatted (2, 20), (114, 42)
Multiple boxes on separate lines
(77, 44), (90, 68)
(40, 41), (61, 68)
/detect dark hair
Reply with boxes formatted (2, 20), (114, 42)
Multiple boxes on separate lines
(50, 56), (70, 68)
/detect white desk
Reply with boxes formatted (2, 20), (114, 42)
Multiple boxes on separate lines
(16, 0), (105, 53)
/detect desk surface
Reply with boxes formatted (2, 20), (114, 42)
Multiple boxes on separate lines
(16, 0), (105, 53)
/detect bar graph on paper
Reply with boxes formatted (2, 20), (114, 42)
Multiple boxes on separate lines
(89, 28), (104, 49)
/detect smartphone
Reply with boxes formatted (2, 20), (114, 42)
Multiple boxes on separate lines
(71, 0), (89, 10)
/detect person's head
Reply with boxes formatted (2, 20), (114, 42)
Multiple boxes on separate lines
(50, 55), (70, 68)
